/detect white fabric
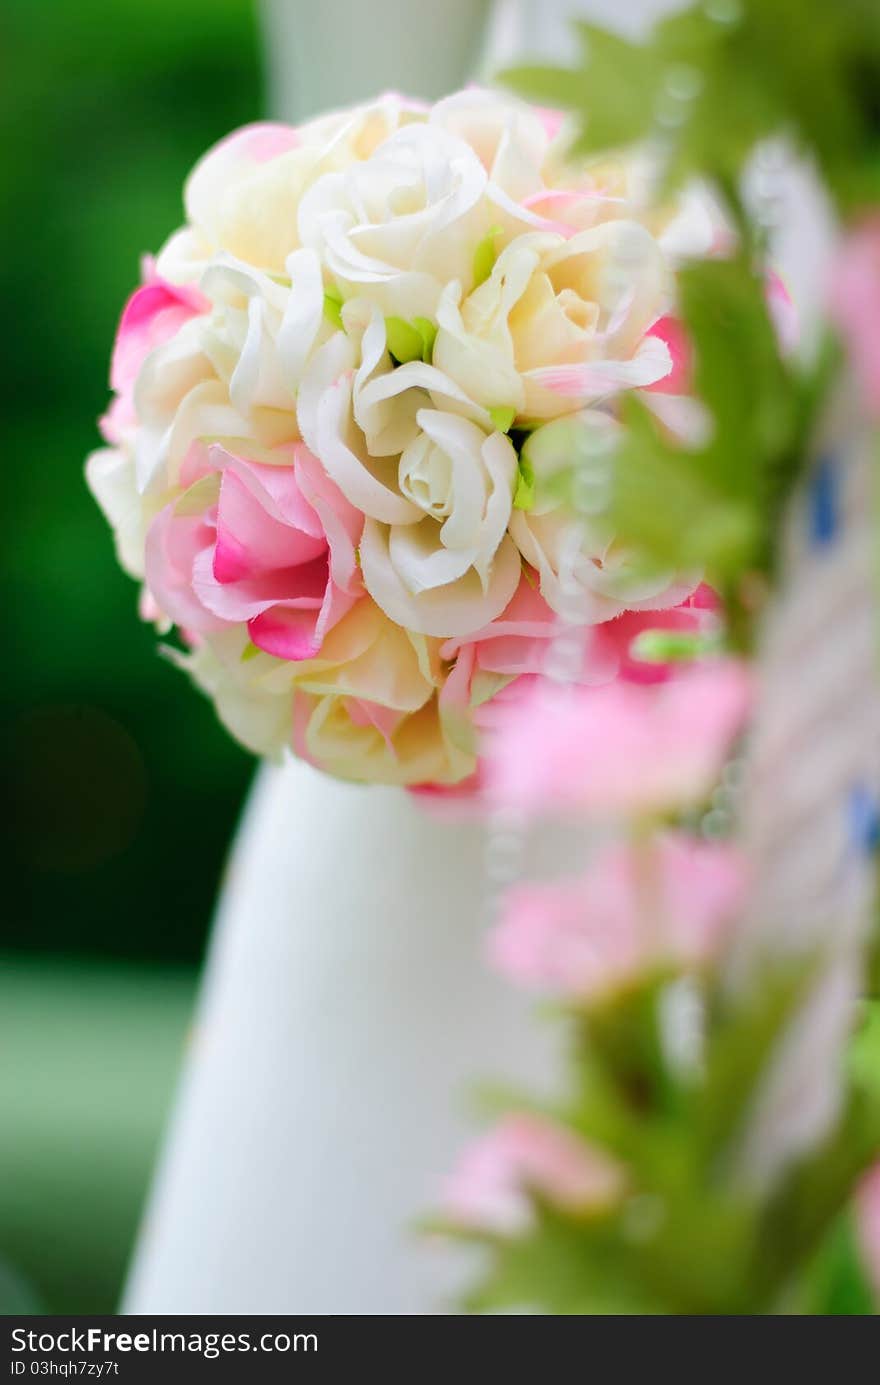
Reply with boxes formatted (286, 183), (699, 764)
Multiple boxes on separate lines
(124, 758), (554, 1313)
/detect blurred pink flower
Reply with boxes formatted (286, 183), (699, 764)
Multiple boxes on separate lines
(410, 584), (721, 810)
(442, 1114), (624, 1236)
(486, 658), (751, 819)
(439, 576), (593, 716)
(829, 216), (880, 417)
(857, 1162), (880, 1302)
(488, 833), (746, 1002)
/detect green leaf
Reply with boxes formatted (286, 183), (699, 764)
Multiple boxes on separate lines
(506, 25), (660, 155)
(467, 1210), (654, 1316)
(677, 256), (795, 488)
(608, 395), (759, 578)
(800, 1212), (877, 1315)
(695, 958), (816, 1163)
(489, 405), (516, 434)
(412, 316), (437, 362)
(500, 64), (591, 115)
(629, 628), (724, 665)
(753, 1086), (880, 1306)
(472, 225), (502, 289)
(848, 999), (880, 1097)
(240, 642), (260, 663)
(513, 455), (536, 511)
(323, 287), (344, 331)
(385, 315), (424, 364)
(601, 252), (801, 594)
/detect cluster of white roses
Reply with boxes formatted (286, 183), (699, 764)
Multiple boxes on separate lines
(88, 89), (710, 787)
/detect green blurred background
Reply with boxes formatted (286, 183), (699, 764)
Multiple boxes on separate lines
(1, 0), (263, 1312)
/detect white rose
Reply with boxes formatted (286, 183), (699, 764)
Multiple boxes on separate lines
(508, 412), (696, 622)
(296, 329), (419, 524)
(131, 317), (240, 493)
(297, 124), (493, 314)
(178, 628), (296, 758)
(132, 313), (294, 496)
(296, 91), (429, 163)
(434, 220), (673, 424)
(429, 88), (549, 204)
(86, 447), (151, 578)
(359, 410), (521, 637)
(198, 249), (325, 416)
(296, 306), (490, 522)
(157, 96), (429, 283)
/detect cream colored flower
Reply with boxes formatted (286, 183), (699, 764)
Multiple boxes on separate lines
(292, 690), (473, 786)
(131, 316), (245, 494)
(183, 601), (474, 785)
(296, 305), (490, 522)
(157, 95), (428, 282)
(198, 249), (325, 415)
(359, 410), (520, 638)
(297, 123), (489, 314)
(429, 88), (549, 204)
(86, 447), (152, 579)
(433, 220), (672, 425)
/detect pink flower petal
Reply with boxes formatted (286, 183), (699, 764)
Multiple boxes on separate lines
(488, 833), (746, 1000)
(443, 1114), (623, 1236)
(486, 659), (751, 819)
(641, 315), (691, 395)
(248, 605), (322, 661)
(213, 468), (325, 584)
(828, 215), (880, 415)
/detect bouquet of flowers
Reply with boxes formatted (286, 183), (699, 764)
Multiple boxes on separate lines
(87, 88), (713, 787)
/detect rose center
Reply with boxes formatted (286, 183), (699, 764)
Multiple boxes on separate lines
(399, 435), (453, 519)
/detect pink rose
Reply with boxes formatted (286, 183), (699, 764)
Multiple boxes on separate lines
(488, 832), (746, 1002)
(486, 658), (751, 820)
(145, 441), (362, 659)
(443, 1113), (624, 1236)
(100, 260), (208, 445)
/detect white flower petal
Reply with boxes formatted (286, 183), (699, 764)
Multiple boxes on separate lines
(525, 334), (673, 405)
(86, 448), (148, 578)
(297, 330), (357, 456)
(314, 371), (420, 524)
(361, 518), (521, 637)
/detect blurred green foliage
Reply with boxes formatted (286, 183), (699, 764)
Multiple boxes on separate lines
(469, 0), (880, 1314)
(0, 0), (265, 1315)
(506, 0), (880, 640)
(1, 0), (263, 963)
(506, 0), (880, 213)
(0, 955), (195, 1312)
